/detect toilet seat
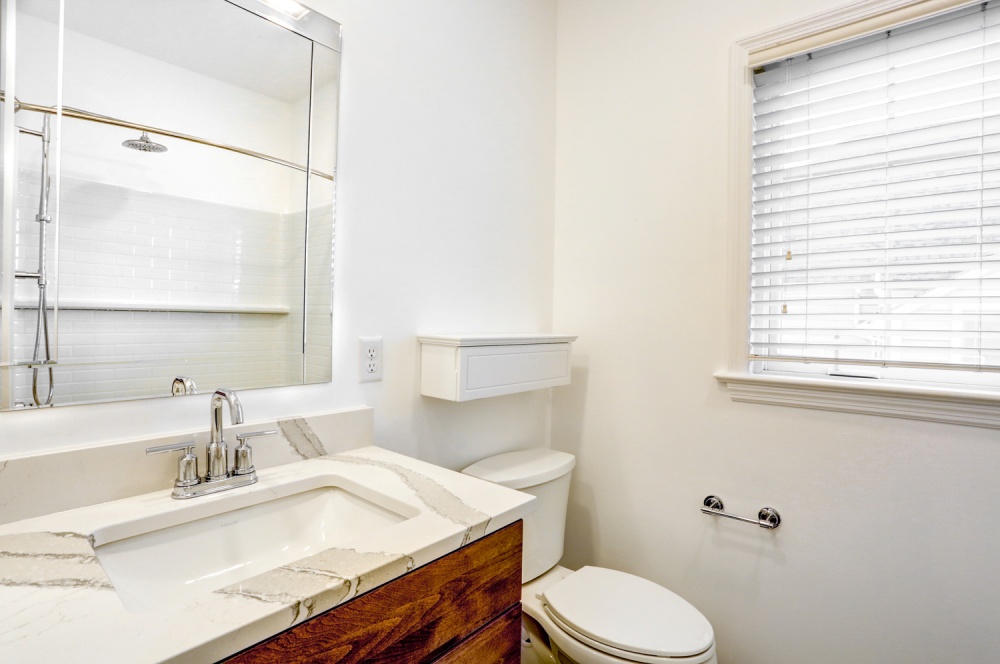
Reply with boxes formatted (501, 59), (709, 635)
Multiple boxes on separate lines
(542, 608), (693, 664)
(540, 566), (714, 662)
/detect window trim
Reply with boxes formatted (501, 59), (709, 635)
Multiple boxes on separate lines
(715, 370), (1000, 428)
(717, 0), (1000, 429)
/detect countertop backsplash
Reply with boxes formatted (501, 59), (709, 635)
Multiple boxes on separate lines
(0, 406), (374, 525)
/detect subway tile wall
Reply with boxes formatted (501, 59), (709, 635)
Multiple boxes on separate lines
(7, 169), (333, 407)
(16, 170), (294, 308)
(299, 204), (334, 385)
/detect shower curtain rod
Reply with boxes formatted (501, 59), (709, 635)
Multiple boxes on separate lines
(1, 92), (334, 182)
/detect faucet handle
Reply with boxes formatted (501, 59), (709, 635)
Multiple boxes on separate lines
(233, 430), (277, 476)
(146, 441), (200, 488)
(236, 430), (277, 445)
(146, 440), (196, 454)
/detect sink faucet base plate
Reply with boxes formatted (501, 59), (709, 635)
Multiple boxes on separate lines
(171, 472), (258, 500)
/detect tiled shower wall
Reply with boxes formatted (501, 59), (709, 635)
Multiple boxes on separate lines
(304, 204), (335, 385)
(8, 169), (333, 407)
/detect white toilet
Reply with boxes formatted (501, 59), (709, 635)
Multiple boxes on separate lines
(463, 449), (717, 664)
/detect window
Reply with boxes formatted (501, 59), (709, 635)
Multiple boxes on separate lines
(717, 0), (1000, 427)
(752, 1), (1000, 387)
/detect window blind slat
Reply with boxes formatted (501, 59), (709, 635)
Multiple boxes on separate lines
(754, 95), (1000, 159)
(750, 317), (984, 330)
(751, 207), (1000, 241)
(754, 56), (1000, 126)
(751, 261), (993, 280)
(751, 123), (1000, 174)
(751, 331), (985, 348)
(753, 109), (1000, 163)
(752, 224), (990, 250)
(750, 340), (984, 354)
(753, 151), (1000, 196)
(751, 185), (1000, 226)
(754, 171), (1000, 214)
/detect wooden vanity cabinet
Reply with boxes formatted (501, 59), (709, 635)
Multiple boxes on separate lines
(224, 520), (523, 664)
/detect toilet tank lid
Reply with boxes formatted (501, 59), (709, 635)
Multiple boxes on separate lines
(461, 449), (575, 489)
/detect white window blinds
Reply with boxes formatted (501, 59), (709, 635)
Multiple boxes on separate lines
(750, 1), (1000, 383)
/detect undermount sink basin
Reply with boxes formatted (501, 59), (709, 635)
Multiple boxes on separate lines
(94, 481), (414, 612)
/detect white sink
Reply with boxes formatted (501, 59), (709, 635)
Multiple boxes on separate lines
(94, 481), (414, 612)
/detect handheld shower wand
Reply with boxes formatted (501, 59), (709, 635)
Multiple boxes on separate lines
(31, 115), (54, 407)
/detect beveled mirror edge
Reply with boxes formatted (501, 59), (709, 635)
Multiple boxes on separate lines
(224, 0), (342, 52)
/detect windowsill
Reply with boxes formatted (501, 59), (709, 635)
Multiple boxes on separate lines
(714, 370), (1000, 429)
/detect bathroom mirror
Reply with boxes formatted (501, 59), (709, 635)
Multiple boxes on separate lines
(0, 0), (341, 409)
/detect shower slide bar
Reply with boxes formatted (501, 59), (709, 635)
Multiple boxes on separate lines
(701, 495), (781, 530)
(1, 92), (334, 182)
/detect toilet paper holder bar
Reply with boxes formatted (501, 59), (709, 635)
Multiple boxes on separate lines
(701, 495), (781, 530)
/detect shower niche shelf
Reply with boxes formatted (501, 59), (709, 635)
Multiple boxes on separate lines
(418, 334), (577, 402)
(4, 299), (290, 315)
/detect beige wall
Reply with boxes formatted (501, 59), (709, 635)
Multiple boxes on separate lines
(552, 1), (1000, 662)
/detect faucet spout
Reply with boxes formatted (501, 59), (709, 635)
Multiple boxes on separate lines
(209, 388), (244, 445)
(205, 388), (244, 481)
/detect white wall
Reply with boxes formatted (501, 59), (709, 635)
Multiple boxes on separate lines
(552, 1), (1000, 663)
(0, 0), (557, 469)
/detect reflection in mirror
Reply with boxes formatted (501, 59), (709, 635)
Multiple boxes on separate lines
(0, 0), (341, 410)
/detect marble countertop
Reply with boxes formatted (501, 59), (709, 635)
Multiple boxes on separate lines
(0, 444), (534, 663)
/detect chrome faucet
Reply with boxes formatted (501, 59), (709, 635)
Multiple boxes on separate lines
(206, 388), (244, 481)
(145, 388), (275, 499)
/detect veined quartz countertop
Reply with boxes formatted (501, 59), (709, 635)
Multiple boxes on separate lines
(0, 445), (534, 663)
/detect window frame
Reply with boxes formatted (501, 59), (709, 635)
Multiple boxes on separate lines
(715, 0), (1000, 428)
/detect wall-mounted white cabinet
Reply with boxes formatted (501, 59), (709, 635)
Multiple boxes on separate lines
(418, 334), (577, 402)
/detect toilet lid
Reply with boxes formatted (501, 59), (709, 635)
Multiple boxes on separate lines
(541, 566), (714, 659)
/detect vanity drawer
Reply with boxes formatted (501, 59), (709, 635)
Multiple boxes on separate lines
(224, 520), (522, 663)
(434, 604), (521, 664)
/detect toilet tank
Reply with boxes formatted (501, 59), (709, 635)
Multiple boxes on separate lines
(462, 449), (576, 582)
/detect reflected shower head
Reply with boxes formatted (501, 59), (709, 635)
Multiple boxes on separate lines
(122, 132), (167, 153)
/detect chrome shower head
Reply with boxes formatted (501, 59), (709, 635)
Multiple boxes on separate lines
(122, 132), (167, 153)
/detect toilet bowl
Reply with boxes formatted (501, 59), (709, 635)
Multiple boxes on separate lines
(463, 450), (718, 664)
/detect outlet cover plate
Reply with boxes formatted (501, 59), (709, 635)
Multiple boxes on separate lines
(359, 336), (383, 382)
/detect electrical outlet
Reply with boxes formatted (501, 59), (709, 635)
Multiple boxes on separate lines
(359, 337), (383, 382)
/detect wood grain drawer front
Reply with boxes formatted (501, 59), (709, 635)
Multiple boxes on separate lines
(225, 520), (523, 664)
(434, 604), (521, 664)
